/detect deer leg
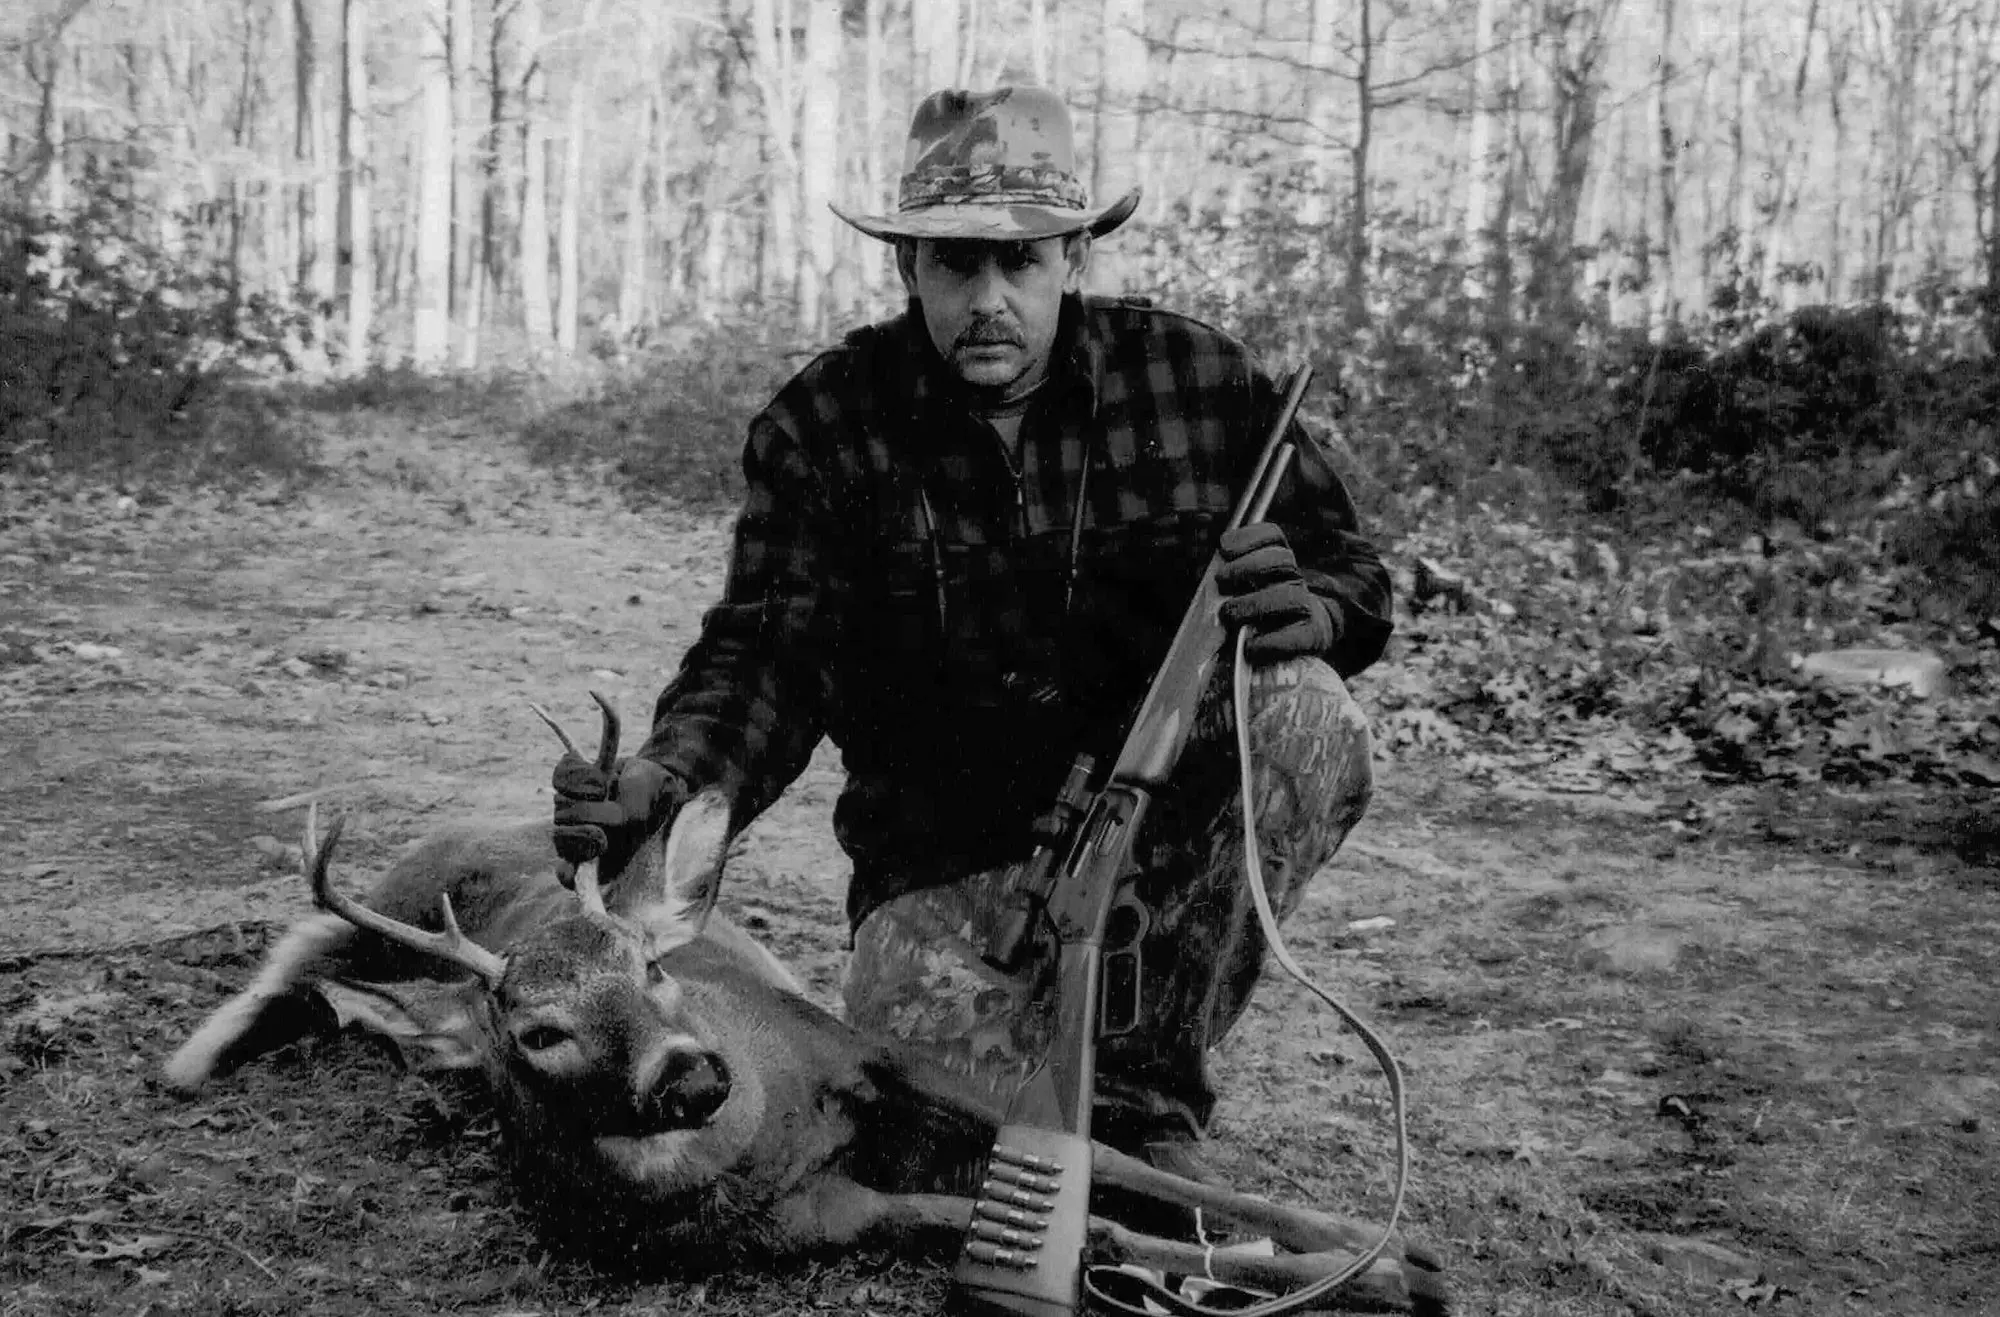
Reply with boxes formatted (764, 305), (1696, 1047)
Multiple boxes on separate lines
(163, 913), (356, 1093)
(782, 1180), (976, 1256)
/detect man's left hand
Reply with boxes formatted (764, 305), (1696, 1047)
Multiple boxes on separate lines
(1215, 523), (1342, 663)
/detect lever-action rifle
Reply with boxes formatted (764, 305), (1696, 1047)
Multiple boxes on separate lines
(951, 365), (1317, 1317)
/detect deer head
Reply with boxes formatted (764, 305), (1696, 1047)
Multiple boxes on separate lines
(304, 695), (761, 1215)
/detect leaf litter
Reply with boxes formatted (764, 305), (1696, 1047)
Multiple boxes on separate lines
(0, 414), (1993, 1315)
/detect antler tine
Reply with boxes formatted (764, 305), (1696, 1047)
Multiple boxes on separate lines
(530, 692), (620, 773)
(571, 860), (609, 918)
(528, 702), (584, 759)
(303, 803), (508, 989)
(587, 690), (620, 770)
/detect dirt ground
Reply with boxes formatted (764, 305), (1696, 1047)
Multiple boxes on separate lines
(2, 414), (1995, 1316)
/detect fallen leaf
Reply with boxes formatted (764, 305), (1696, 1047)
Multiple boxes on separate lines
(68, 1233), (175, 1263)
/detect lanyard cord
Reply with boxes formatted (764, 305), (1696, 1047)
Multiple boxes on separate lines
(1079, 631), (1412, 1317)
(914, 432), (1096, 638)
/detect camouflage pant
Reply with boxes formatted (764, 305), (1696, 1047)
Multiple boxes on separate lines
(841, 656), (1372, 1133)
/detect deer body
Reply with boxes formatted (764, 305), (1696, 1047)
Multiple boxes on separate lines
(168, 813), (992, 1266)
(166, 702), (1445, 1311)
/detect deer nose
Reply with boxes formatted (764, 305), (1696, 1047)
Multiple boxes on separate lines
(639, 1048), (732, 1131)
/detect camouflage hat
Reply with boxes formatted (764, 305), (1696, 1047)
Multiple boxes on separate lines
(831, 86), (1142, 243)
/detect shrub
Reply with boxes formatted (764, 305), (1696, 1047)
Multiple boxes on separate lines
(0, 192), (319, 485)
(514, 316), (797, 508)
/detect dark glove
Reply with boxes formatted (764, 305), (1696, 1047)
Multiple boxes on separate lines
(1215, 523), (1342, 663)
(551, 753), (683, 879)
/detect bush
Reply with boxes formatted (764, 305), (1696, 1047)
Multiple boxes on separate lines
(515, 317), (797, 508)
(0, 192), (319, 485)
(1620, 304), (1902, 518)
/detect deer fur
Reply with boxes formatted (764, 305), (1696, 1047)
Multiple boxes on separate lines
(165, 710), (1445, 1311)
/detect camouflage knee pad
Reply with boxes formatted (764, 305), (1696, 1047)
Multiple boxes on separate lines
(843, 656), (1372, 1113)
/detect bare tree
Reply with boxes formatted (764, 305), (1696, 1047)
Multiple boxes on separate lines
(1092, 0), (1146, 294)
(450, 0), (481, 367)
(1463, 0), (1505, 293)
(914, 0), (961, 94)
(1860, 0), (1939, 299)
(293, 0), (337, 306)
(798, 0), (840, 335)
(518, 0), (553, 351)
(861, 0), (890, 306)
(555, 8), (597, 358)
(340, 0), (373, 368)
(617, 85), (657, 337)
(413, 0), (453, 368)
(1029, 0), (1051, 84)
(1649, 0), (1678, 336)
(1299, 0), (1340, 229)
(1525, 0), (1621, 323)
(1754, 0), (1820, 307)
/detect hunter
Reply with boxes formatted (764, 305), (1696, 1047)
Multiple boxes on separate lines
(552, 87), (1392, 1195)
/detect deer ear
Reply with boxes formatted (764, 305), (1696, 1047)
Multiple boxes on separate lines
(615, 788), (731, 949)
(314, 979), (490, 1075)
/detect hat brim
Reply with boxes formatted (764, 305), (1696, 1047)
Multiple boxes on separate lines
(831, 187), (1141, 243)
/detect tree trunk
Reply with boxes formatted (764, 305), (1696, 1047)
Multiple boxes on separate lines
(1091, 0), (1145, 294)
(450, 0), (480, 367)
(751, 0), (799, 313)
(340, 0), (373, 368)
(1529, 0), (1613, 323)
(617, 93), (654, 334)
(1580, 97), (1617, 307)
(1463, 0), (1502, 294)
(484, 5), (509, 304)
(1029, 0), (1051, 83)
(1488, 3), (1523, 339)
(519, 0), (553, 351)
(1344, 0), (1373, 329)
(914, 0), (961, 93)
(1757, 0), (1818, 308)
(27, 6), (87, 227)
(863, 0), (889, 306)
(1299, 0), (1338, 229)
(556, 66), (586, 355)
(293, 0), (336, 306)
(1826, 14), (1850, 300)
(1987, 125), (2000, 347)
(1650, 0), (1678, 338)
(414, 0), (453, 369)
(1727, 0), (1752, 298)
(798, 0), (840, 335)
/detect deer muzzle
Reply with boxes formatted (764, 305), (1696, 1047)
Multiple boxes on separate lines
(635, 1045), (733, 1132)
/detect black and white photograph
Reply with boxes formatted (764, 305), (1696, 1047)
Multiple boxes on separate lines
(1, 0), (1994, 1313)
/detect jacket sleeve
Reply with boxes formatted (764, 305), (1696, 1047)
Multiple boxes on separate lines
(635, 401), (840, 825)
(1248, 368), (1395, 679)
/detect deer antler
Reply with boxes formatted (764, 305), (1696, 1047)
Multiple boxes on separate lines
(529, 690), (620, 773)
(304, 804), (508, 989)
(531, 691), (624, 914)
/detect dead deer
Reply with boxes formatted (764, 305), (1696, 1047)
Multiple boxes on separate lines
(165, 699), (1446, 1313)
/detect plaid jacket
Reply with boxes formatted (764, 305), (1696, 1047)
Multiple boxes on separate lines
(638, 294), (1393, 924)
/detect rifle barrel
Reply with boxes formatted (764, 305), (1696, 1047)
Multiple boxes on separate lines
(1228, 364), (1314, 532)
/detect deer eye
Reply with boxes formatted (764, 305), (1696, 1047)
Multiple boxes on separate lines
(516, 1025), (571, 1052)
(646, 961), (666, 987)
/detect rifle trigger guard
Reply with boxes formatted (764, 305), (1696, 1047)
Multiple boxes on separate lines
(1098, 892), (1149, 1037)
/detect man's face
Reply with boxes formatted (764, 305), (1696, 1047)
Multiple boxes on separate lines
(900, 236), (1089, 396)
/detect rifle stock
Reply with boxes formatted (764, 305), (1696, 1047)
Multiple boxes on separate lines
(950, 366), (1315, 1317)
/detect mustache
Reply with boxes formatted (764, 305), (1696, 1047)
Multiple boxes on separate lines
(956, 321), (1023, 349)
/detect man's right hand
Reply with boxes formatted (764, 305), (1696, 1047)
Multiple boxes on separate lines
(551, 753), (683, 880)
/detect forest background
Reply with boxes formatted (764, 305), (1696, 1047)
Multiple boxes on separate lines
(2, 0), (1997, 829)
